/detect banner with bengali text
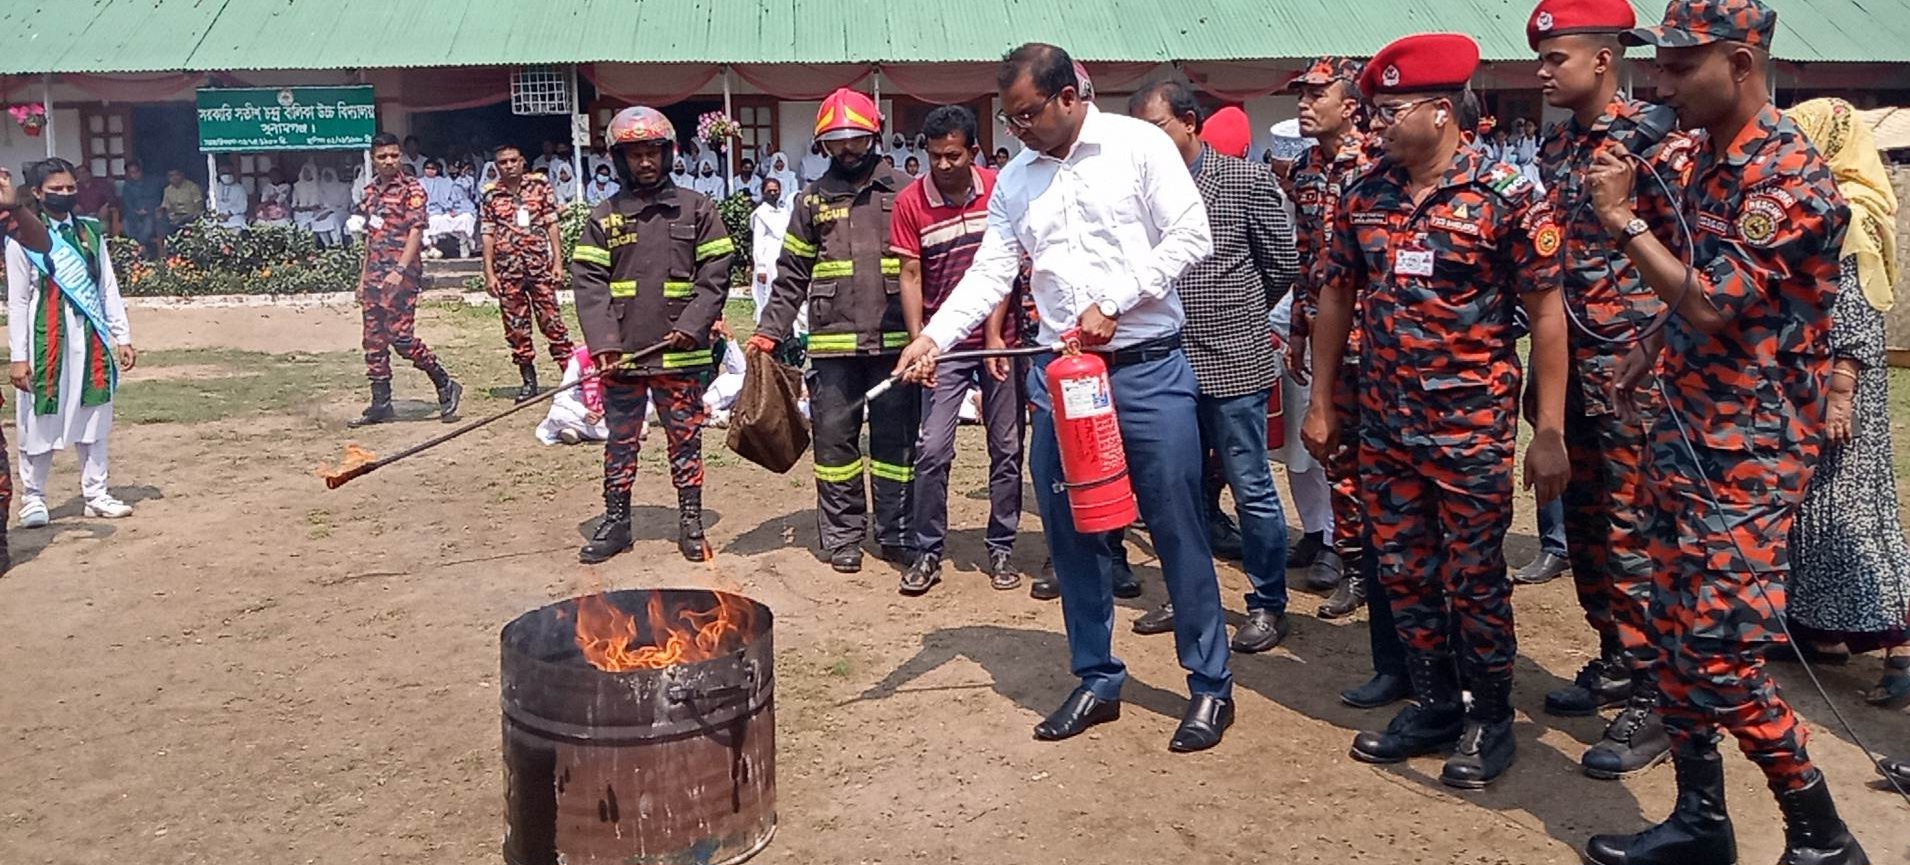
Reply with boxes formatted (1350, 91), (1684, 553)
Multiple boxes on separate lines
(196, 86), (376, 152)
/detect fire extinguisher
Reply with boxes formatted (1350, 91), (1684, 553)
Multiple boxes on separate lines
(1046, 334), (1140, 533)
(1266, 331), (1286, 450)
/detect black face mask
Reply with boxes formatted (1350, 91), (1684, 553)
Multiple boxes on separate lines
(42, 192), (78, 214)
(764, 191), (781, 206)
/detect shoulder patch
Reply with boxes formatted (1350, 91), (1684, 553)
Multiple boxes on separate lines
(1737, 190), (1787, 247)
(1482, 163), (1532, 197)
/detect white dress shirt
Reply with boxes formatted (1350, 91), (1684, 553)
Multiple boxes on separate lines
(922, 106), (1213, 352)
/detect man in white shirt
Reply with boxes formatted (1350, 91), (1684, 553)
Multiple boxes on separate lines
(894, 43), (1233, 754)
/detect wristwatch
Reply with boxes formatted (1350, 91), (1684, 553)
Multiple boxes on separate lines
(1619, 217), (1650, 246)
(1095, 298), (1120, 318)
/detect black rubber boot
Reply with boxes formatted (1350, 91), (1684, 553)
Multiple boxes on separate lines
(1583, 670), (1672, 780)
(513, 363), (539, 403)
(1775, 771), (1869, 865)
(1546, 633), (1633, 717)
(580, 491), (633, 564)
(677, 487), (708, 562)
(426, 365), (463, 423)
(348, 380), (396, 427)
(1583, 746), (1737, 865)
(1351, 653), (1463, 763)
(1441, 674), (1517, 789)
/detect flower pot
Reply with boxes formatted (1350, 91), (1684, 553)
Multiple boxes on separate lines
(22, 125), (41, 137)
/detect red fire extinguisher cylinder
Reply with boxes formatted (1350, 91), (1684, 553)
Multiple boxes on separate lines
(1045, 348), (1140, 533)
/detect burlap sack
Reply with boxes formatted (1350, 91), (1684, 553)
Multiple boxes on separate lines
(726, 346), (810, 473)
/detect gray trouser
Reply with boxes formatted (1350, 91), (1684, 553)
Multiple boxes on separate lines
(911, 356), (1026, 557)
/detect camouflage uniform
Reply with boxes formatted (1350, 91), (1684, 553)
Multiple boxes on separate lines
(479, 172), (574, 367)
(1644, 102), (1846, 792)
(1537, 98), (1697, 671)
(757, 162), (919, 555)
(358, 172), (442, 381)
(571, 181), (734, 499)
(1288, 128), (1377, 559)
(1326, 149), (1562, 701)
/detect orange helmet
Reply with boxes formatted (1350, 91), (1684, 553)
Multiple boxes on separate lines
(814, 88), (881, 142)
(607, 106), (675, 146)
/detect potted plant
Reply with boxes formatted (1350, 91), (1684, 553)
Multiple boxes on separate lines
(696, 111), (743, 195)
(9, 104), (47, 137)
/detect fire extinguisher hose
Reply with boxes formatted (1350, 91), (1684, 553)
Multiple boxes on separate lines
(862, 343), (1058, 403)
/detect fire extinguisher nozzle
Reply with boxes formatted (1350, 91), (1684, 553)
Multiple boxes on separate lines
(862, 377), (897, 403)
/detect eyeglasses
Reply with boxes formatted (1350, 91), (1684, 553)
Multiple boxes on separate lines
(996, 91), (1062, 130)
(1371, 97), (1438, 125)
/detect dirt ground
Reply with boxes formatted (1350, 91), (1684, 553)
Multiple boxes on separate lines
(1, 303), (1906, 865)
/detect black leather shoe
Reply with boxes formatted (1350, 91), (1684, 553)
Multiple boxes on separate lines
(1775, 771), (1869, 865)
(1319, 566), (1365, 619)
(1546, 654), (1632, 717)
(1034, 688), (1121, 741)
(1351, 702), (1464, 763)
(1169, 694), (1234, 753)
(1880, 755), (1910, 789)
(1111, 551), (1142, 599)
(1133, 603), (1175, 635)
(1583, 678), (1671, 780)
(1341, 672), (1410, 709)
(1305, 549), (1346, 592)
(1232, 609), (1288, 653)
(1512, 550), (1570, 585)
(1441, 718), (1517, 789)
(900, 553), (942, 596)
(1287, 531), (1324, 568)
(830, 545), (864, 574)
(1584, 748), (1737, 865)
(1030, 559), (1059, 601)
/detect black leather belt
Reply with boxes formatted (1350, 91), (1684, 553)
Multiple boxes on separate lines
(1088, 333), (1182, 368)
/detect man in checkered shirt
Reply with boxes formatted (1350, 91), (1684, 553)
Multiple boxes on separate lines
(1127, 82), (1301, 652)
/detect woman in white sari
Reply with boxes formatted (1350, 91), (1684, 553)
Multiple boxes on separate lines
(7, 158), (136, 525)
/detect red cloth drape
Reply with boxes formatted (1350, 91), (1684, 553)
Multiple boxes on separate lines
(1182, 61), (1301, 101)
(730, 64), (870, 100)
(395, 66), (513, 111)
(878, 63), (998, 103)
(62, 73), (205, 102)
(584, 63), (721, 105)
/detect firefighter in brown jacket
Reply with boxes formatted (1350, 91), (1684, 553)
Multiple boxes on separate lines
(572, 106), (734, 564)
(751, 88), (918, 574)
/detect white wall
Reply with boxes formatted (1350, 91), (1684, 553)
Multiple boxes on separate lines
(0, 108), (83, 176)
(1242, 95), (1299, 164)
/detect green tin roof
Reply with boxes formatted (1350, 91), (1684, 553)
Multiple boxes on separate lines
(4, 0), (1909, 75)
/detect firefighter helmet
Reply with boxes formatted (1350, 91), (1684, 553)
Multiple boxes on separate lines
(607, 106), (676, 146)
(814, 89), (881, 142)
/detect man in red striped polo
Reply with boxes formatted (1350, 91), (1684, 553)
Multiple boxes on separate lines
(891, 105), (1027, 596)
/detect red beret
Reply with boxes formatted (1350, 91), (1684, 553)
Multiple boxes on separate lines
(1200, 107), (1252, 159)
(1528, 0), (1638, 50)
(1359, 33), (1481, 97)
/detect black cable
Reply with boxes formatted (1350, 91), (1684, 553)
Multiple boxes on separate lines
(1558, 149), (1910, 804)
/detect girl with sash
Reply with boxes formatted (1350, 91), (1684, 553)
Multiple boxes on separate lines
(5, 158), (136, 530)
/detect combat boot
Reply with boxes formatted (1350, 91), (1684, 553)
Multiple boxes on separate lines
(514, 363), (539, 403)
(1547, 634), (1633, 716)
(678, 487), (709, 562)
(348, 380), (396, 427)
(1582, 746), (1737, 865)
(1318, 556), (1364, 618)
(1442, 673), (1516, 789)
(1774, 771), (1869, 865)
(426, 365), (463, 423)
(1351, 653), (1463, 763)
(580, 492), (633, 564)
(1583, 670), (1671, 779)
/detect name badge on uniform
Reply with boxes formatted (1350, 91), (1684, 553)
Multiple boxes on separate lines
(1395, 246), (1434, 277)
(515, 206), (531, 228)
(368, 215), (385, 230)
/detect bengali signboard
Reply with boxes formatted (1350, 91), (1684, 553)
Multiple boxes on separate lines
(196, 86), (377, 152)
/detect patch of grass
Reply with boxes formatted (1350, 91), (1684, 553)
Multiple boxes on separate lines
(116, 348), (363, 425)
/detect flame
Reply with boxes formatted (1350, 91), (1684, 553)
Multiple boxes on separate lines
(315, 443), (379, 482)
(574, 591), (749, 672)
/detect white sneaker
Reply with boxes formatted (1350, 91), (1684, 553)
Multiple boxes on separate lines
(18, 497), (49, 528)
(83, 496), (132, 519)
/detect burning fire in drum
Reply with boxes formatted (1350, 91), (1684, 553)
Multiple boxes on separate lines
(500, 589), (776, 865)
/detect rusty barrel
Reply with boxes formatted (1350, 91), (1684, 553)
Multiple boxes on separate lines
(500, 589), (776, 865)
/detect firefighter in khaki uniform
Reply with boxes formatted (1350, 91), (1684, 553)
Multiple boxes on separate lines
(571, 106), (734, 565)
(752, 88), (919, 574)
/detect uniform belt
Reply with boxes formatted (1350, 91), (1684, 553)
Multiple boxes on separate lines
(1088, 333), (1182, 368)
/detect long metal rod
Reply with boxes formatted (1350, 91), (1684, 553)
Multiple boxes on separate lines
(325, 338), (675, 489)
